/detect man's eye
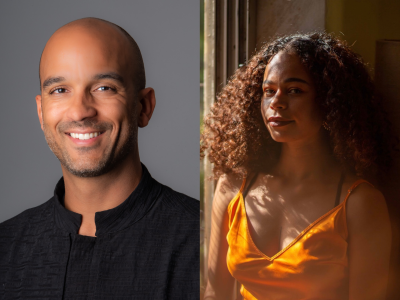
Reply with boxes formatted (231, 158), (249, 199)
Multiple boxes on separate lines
(97, 86), (115, 91)
(50, 88), (67, 94)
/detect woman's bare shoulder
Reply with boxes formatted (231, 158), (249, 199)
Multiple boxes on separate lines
(345, 175), (385, 206)
(345, 177), (390, 234)
(213, 173), (244, 212)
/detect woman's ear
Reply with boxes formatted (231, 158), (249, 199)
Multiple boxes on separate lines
(137, 87), (156, 128)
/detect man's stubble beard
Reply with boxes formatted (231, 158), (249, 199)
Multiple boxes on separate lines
(43, 118), (138, 178)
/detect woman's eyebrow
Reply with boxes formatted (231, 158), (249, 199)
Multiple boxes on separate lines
(283, 77), (309, 84)
(263, 79), (275, 85)
(263, 78), (309, 86)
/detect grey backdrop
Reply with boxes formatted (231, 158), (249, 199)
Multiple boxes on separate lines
(0, 0), (199, 222)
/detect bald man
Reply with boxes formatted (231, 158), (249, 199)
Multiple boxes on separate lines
(0, 18), (199, 299)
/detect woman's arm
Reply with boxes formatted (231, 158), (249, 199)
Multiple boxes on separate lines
(347, 184), (391, 300)
(204, 175), (241, 300)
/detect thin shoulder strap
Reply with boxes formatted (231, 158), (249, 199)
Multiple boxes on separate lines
(239, 177), (246, 194)
(334, 172), (345, 207)
(242, 173), (259, 198)
(343, 179), (374, 205)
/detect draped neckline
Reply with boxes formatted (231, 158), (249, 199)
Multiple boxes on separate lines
(235, 178), (369, 261)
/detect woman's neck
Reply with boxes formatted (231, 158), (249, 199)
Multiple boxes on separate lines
(273, 133), (339, 182)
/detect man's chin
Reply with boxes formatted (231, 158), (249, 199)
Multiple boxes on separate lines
(60, 159), (111, 178)
(63, 165), (110, 178)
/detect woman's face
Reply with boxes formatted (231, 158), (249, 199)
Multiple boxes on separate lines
(261, 51), (322, 144)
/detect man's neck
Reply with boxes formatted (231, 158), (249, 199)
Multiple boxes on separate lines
(61, 155), (142, 237)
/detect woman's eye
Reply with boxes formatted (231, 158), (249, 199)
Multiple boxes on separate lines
(50, 88), (67, 94)
(264, 89), (275, 96)
(288, 88), (301, 94)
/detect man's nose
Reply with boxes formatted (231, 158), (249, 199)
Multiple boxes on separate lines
(66, 90), (97, 121)
(269, 90), (287, 110)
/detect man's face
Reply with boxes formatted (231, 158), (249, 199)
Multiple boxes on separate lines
(36, 24), (139, 177)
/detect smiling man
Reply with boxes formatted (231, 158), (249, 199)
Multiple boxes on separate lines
(0, 18), (199, 299)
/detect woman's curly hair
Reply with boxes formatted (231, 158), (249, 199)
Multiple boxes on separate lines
(201, 32), (393, 180)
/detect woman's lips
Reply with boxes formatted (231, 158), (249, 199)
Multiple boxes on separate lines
(268, 117), (294, 127)
(269, 121), (293, 127)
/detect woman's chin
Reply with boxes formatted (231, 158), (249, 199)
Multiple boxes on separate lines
(270, 134), (291, 143)
(270, 133), (310, 145)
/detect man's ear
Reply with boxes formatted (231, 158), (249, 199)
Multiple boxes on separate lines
(35, 94), (44, 131)
(137, 87), (156, 128)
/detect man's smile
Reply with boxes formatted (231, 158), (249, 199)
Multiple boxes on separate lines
(64, 130), (106, 146)
(67, 131), (104, 140)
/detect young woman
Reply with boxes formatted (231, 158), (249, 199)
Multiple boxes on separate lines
(201, 32), (392, 300)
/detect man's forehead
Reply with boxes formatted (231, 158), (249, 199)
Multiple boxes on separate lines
(40, 21), (132, 77)
(38, 18), (146, 91)
(43, 23), (127, 57)
(42, 34), (122, 64)
(51, 18), (128, 44)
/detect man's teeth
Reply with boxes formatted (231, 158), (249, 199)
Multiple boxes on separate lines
(70, 132), (100, 140)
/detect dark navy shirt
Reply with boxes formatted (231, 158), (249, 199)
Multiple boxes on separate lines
(0, 165), (199, 299)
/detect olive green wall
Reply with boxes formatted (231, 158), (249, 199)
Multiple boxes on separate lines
(256, 0), (325, 48)
(326, 2), (400, 299)
(326, 0), (400, 71)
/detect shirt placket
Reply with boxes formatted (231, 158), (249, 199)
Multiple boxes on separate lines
(62, 234), (100, 299)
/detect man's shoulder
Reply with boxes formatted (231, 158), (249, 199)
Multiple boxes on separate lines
(156, 181), (199, 220)
(0, 198), (54, 231)
(144, 179), (199, 239)
(148, 183), (199, 299)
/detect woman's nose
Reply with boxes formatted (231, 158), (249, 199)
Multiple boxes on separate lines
(269, 90), (287, 110)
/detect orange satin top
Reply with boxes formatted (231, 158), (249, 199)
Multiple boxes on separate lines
(226, 178), (371, 300)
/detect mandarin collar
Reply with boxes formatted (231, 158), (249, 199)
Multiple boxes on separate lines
(53, 164), (161, 237)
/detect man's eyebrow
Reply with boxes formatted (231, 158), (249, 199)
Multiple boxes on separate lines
(42, 76), (66, 89)
(94, 72), (125, 84)
(263, 77), (309, 86)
